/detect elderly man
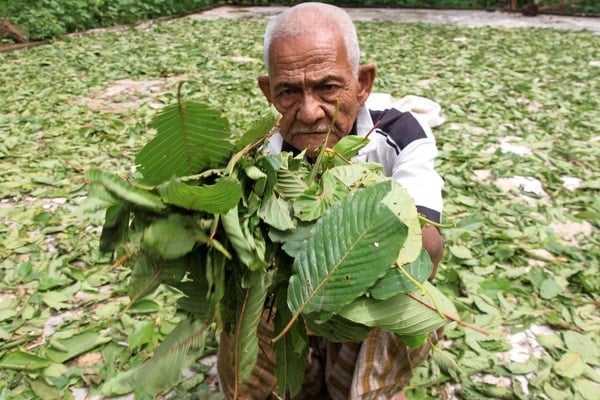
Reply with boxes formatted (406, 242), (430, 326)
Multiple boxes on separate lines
(219, 2), (444, 399)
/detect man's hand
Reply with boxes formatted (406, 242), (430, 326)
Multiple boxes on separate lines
(422, 225), (444, 280)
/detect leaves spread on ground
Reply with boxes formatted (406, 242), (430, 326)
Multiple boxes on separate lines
(0, 15), (599, 400)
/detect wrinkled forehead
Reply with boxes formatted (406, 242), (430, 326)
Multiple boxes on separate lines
(267, 29), (347, 67)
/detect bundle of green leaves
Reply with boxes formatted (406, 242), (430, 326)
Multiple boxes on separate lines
(86, 86), (458, 397)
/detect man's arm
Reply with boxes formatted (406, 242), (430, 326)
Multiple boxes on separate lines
(422, 225), (444, 280)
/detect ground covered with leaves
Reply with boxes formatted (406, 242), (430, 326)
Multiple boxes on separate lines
(0, 12), (599, 400)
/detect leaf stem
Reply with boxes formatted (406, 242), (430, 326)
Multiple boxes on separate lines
(418, 214), (455, 229)
(110, 248), (139, 271)
(271, 314), (296, 343)
(406, 292), (490, 335)
(308, 99), (340, 185)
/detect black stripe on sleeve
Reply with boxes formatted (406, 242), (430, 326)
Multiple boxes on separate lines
(416, 206), (441, 224)
(370, 108), (428, 150)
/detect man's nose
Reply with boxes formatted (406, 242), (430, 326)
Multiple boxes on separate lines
(296, 92), (326, 124)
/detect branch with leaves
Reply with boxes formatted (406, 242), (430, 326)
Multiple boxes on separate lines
(85, 86), (468, 398)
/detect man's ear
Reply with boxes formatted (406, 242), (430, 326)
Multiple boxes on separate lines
(357, 64), (376, 106)
(257, 76), (272, 103)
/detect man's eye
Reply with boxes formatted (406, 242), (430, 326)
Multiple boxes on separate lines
(278, 88), (296, 97)
(319, 84), (337, 92)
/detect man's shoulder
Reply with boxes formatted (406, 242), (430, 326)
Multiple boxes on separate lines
(368, 108), (429, 151)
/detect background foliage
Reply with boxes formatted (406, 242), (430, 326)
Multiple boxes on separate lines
(1, 0), (599, 41)
(0, 8), (599, 400)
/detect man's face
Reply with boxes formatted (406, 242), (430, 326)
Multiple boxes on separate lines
(258, 30), (375, 157)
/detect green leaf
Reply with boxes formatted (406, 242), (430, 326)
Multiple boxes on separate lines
(292, 171), (350, 221)
(573, 379), (600, 400)
(304, 314), (370, 342)
(274, 154), (310, 200)
(129, 320), (155, 350)
(235, 108), (278, 150)
(41, 291), (72, 310)
(339, 281), (455, 337)
(159, 177), (242, 214)
(563, 331), (600, 365)
(382, 180), (422, 265)
(221, 205), (265, 271)
(234, 270), (272, 384)
(369, 249), (433, 300)
(431, 348), (462, 380)
(540, 278), (563, 299)
(325, 163), (384, 188)
(128, 318), (210, 396)
(0, 351), (51, 370)
(46, 331), (112, 363)
(554, 352), (586, 378)
(273, 287), (307, 397)
(269, 221), (315, 258)
(126, 299), (160, 314)
(449, 245), (473, 259)
(127, 253), (163, 300)
(321, 135), (370, 168)
(288, 180), (407, 319)
(136, 102), (233, 185)
(28, 378), (61, 399)
(88, 168), (166, 212)
(142, 215), (197, 260)
(99, 201), (130, 254)
(396, 334), (428, 348)
(259, 195), (296, 231)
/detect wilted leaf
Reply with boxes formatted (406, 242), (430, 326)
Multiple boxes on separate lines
(0, 351), (51, 370)
(46, 331), (112, 363)
(554, 352), (585, 378)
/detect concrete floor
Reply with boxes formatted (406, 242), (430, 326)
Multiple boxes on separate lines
(191, 6), (600, 35)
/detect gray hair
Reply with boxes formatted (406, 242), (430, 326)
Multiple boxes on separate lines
(263, 2), (360, 76)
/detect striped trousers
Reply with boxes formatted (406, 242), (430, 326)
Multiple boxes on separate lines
(217, 311), (441, 399)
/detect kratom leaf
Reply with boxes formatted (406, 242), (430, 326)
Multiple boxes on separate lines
(381, 180), (422, 265)
(369, 249), (433, 300)
(235, 109), (278, 150)
(259, 195), (296, 231)
(142, 215), (197, 259)
(46, 331), (112, 363)
(321, 135), (370, 169)
(0, 351), (51, 371)
(99, 201), (130, 254)
(269, 222), (315, 258)
(233, 270), (272, 384)
(136, 102), (233, 185)
(397, 333), (428, 348)
(127, 253), (165, 300)
(159, 177), (242, 214)
(221, 206), (266, 271)
(326, 163), (385, 189)
(339, 281), (455, 336)
(274, 154), (310, 200)
(304, 314), (370, 343)
(273, 288), (307, 398)
(88, 168), (165, 212)
(293, 172), (350, 221)
(554, 352), (586, 378)
(128, 318), (211, 395)
(287, 180), (408, 319)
